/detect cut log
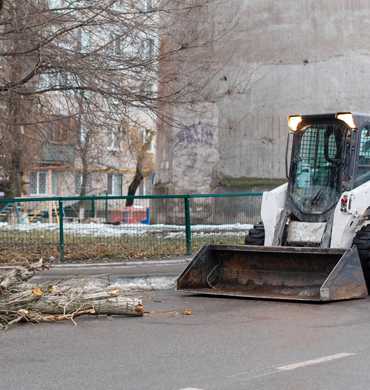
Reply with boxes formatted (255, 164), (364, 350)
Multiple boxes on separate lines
(1, 285), (144, 315)
(0, 275), (144, 328)
(30, 293), (144, 316)
(0, 259), (44, 290)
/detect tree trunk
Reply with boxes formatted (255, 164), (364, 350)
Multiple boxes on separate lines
(7, 94), (24, 197)
(126, 159), (144, 207)
(6, 5), (31, 198)
(9, 148), (23, 197)
(78, 153), (89, 220)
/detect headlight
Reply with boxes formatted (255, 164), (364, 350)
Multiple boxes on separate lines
(336, 113), (356, 129)
(288, 115), (303, 131)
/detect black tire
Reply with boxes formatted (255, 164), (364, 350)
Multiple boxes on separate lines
(353, 224), (370, 290)
(245, 223), (265, 246)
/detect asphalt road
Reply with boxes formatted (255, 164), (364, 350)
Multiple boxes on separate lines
(2, 290), (370, 390)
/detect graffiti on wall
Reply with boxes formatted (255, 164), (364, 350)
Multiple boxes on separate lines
(174, 122), (214, 148)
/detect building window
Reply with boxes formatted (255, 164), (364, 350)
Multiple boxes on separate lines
(39, 74), (48, 90)
(74, 174), (91, 194)
(80, 124), (88, 145)
(148, 135), (155, 152)
(110, 33), (122, 56)
(48, 0), (65, 9)
(51, 128), (66, 143)
(139, 178), (146, 195)
(58, 72), (73, 87)
(30, 171), (48, 195)
(112, 0), (129, 12)
(52, 172), (59, 195)
(39, 71), (75, 90)
(80, 30), (92, 53)
(144, 0), (153, 12)
(75, 174), (82, 194)
(143, 38), (154, 60)
(107, 173), (123, 196)
(39, 72), (57, 89)
(109, 127), (121, 151)
(50, 121), (68, 143)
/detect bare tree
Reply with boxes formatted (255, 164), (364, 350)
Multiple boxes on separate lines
(0, 0), (225, 198)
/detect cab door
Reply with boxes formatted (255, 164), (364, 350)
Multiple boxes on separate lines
(353, 124), (370, 187)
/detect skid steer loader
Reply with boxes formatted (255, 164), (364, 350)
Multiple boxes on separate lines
(177, 112), (370, 302)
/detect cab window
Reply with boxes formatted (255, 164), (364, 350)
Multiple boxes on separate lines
(356, 125), (370, 185)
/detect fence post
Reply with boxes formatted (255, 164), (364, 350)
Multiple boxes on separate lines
(104, 193), (109, 222)
(184, 195), (192, 255)
(91, 198), (96, 218)
(58, 200), (64, 262)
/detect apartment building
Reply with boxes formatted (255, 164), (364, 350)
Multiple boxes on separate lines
(25, 0), (157, 198)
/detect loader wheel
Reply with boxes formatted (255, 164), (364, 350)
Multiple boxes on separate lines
(353, 224), (370, 290)
(245, 223), (265, 246)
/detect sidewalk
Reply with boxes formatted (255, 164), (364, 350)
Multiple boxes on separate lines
(16, 257), (191, 286)
(0, 257), (192, 291)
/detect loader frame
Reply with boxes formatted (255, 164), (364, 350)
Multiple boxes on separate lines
(177, 113), (370, 302)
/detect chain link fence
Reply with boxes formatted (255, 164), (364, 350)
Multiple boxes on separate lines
(0, 193), (262, 264)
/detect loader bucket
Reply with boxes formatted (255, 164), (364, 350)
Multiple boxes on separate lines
(177, 245), (368, 302)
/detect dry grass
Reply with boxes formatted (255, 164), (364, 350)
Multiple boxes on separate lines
(0, 231), (245, 264)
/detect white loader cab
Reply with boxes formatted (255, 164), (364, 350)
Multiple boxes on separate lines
(257, 113), (370, 268)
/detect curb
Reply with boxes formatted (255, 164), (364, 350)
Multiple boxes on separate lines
(52, 258), (191, 269)
(0, 257), (191, 271)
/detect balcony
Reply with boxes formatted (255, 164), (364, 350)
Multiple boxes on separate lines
(40, 143), (75, 165)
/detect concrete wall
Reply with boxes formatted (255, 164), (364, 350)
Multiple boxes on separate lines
(156, 0), (370, 193)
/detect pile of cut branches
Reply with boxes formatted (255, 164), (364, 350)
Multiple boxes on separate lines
(0, 260), (144, 329)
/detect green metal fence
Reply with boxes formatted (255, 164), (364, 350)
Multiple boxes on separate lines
(0, 192), (263, 263)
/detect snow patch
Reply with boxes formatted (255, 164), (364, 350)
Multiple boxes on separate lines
(111, 276), (176, 291)
(0, 222), (253, 237)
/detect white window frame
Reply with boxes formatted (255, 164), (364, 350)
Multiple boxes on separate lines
(30, 171), (48, 195)
(108, 127), (121, 151)
(80, 29), (92, 53)
(80, 124), (88, 145)
(108, 173), (123, 196)
(143, 38), (154, 60)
